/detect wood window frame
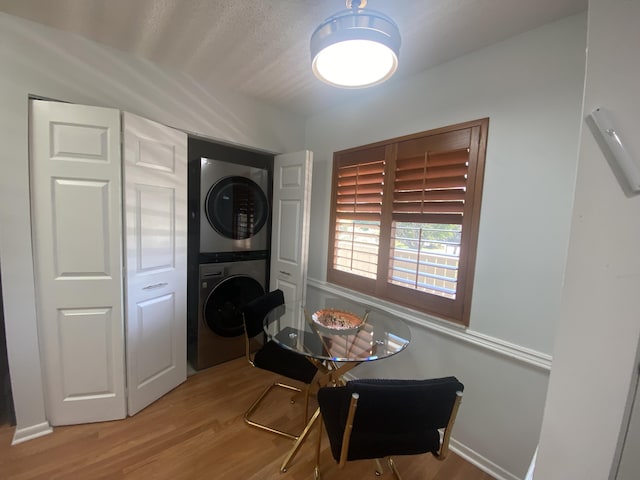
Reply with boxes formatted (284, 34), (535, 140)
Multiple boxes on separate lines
(326, 118), (489, 326)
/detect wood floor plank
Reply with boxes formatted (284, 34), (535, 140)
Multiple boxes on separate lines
(0, 358), (494, 479)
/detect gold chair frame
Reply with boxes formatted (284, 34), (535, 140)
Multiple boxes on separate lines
(242, 317), (314, 441)
(313, 390), (463, 480)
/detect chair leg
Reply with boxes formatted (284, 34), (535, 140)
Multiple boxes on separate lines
(243, 381), (304, 440)
(304, 384), (311, 425)
(374, 458), (384, 476)
(314, 414), (323, 480)
(435, 391), (463, 461)
(285, 383), (312, 429)
(388, 457), (403, 480)
(281, 408), (321, 472)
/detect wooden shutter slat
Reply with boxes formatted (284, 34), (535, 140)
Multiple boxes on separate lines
(394, 169), (467, 183)
(335, 212), (382, 221)
(339, 161), (384, 175)
(335, 234), (379, 244)
(337, 193), (383, 205)
(394, 189), (466, 202)
(395, 176), (467, 191)
(395, 156), (424, 170)
(337, 206), (382, 214)
(339, 166), (384, 182)
(337, 206), (382, 215)
(396, 150), (468, 168)
(394, 177), (467, 190)
(338, 184), (385, 195)
(395, 163), (468, 180)
(392, 212), (464, 224)
(427, 165), (469, 179)
(393, 201), (465, 214)
(428, 149), (469, 164)
(338, 180), (384, 189)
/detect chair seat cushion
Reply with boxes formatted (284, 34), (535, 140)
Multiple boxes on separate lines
(253, 340), (318, 384)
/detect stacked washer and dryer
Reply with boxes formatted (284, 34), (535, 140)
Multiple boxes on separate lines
(187, 138), (273, 370)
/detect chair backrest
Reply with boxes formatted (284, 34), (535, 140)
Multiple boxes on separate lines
(317, 377), (464, 462)
(242, 289), (285, 339)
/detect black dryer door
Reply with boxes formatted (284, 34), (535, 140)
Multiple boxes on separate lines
(204, 176), (268, 240)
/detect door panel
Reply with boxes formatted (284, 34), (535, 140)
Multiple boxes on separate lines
(123, 112), (187, 416)
(52, 179), (111, 276)
(30, 100), (126, 426)
(135, 294), (175, 386)
(137, 137), (176, 172)
(270, 151), (313, 305)
(59, 308), (115, 398)
(278, 200), (302, 263)
(137, 184), (175, 272)
(51, 123), (110, 162)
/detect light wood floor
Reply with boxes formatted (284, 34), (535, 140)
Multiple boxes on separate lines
(0, 357), (494, 479)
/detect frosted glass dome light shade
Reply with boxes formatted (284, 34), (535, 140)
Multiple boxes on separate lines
(313, 39), (397, 88)
(310, 9), (401, 89)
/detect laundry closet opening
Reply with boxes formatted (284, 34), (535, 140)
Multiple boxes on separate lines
(186, 136), (274, 371)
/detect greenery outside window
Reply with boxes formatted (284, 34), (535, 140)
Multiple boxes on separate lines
(327, 118), (489, 326)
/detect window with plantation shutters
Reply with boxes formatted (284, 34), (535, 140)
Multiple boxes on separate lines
(332, 149), (385, 282)
(327, 119), (488, 326)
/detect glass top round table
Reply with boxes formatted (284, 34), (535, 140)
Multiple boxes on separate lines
(263, 300), (411, 363)
(263, 298), (412, 473)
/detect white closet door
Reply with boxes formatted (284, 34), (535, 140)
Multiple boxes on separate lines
(122, 112), (187, 415)
(270, 151), (313, 305)
(30, 100), (127, 425)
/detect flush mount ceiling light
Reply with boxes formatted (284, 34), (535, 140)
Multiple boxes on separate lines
(310, 0), (401, 89)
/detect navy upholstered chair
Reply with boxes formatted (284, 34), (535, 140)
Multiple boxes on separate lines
(242, 289), (318, 440)
(314, 377), (464, 479)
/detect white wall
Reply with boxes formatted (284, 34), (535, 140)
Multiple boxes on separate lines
(305, 14), (586, 479)
(535, 1), (640, 478)
(0, 12), (305, 443)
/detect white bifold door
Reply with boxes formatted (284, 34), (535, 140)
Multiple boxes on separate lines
(30, 101), (187, 425)
(122, 112), (187, 416)
(270, 151), (313, 305)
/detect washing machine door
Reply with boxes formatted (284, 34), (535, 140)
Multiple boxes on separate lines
(204, 176), (269, 240)
(204, 275), (265, 337)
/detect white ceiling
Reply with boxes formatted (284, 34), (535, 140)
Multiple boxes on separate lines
(0, 0), (587, 116)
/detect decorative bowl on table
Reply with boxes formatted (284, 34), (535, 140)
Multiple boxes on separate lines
(311, 309), (364, 334)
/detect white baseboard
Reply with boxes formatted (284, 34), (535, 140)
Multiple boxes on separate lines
(450, 437), (522, 480)
(12, 421), (53, 445)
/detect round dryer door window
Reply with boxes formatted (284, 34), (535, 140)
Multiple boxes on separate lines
(205, 176), (269, 240)
(204, 275), (265, 337)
